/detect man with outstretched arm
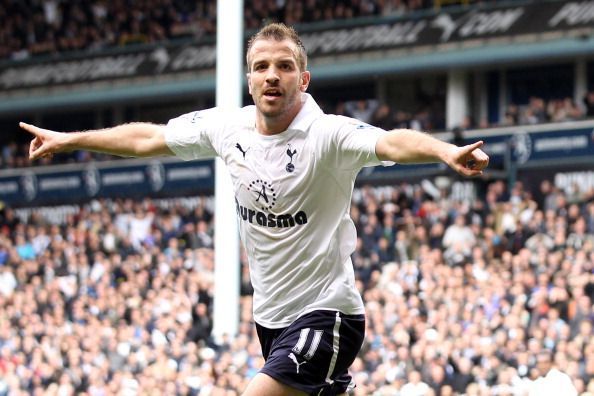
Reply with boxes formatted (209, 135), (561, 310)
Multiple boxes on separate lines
(21, 23), (488, 396)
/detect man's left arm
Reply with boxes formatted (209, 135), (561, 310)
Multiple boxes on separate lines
(375, 128), (489, 177)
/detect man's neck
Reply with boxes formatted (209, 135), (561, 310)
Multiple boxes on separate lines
(256, 96), (305, 136)
(255, 117), (289, 135)
(256, 106), (302, 136)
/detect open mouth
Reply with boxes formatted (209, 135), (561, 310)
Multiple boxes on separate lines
(263, 90), (282, 98)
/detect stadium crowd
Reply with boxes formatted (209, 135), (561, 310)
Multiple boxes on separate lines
(0, 0), (590, 170)
(0, 175), (593, 395)
(0, 0), (514, 61)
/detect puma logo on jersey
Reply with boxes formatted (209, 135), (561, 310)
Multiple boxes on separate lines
(235, 143), (249, 159)
(288, 353), (307, 374)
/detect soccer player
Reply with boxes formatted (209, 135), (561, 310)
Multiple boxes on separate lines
(21, 23), (488, 396)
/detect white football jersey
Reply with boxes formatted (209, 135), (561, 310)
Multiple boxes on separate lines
(165, 94), (388, 328)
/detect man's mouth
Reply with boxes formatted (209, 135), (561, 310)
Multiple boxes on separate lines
(263, 89), (282, 98)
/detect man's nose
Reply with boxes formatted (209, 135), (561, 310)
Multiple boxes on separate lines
(265, 66), (280, 83)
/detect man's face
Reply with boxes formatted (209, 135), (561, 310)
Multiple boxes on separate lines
(247, 38), (310, 119)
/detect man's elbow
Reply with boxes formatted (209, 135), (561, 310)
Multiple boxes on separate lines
(375, 135), (393, 162)
(375, 140), (402, 162)
(137, 130), (173, 157)
(137, 144), (174, 157)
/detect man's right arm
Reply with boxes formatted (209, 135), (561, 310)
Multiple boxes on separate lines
(20, 122), (174, 160)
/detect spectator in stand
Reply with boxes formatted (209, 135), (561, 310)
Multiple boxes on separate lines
(442, 214), (476, 250)
(371, 103), (394, 130)
(393, 109), (413, 129)
(520, 96), (547, 125)
(583, 91), (594, 118)
(547, 97), (584, 123)
(502, 103), (520, 126)
(400, 370), (431, 395)
(382, 0), (410, 16)
(345, 98), (380, 124)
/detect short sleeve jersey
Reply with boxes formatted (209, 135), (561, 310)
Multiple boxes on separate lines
(165, 94), (388, 328)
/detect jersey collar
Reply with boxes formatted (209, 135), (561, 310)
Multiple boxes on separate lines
(286, 93), (324, 132)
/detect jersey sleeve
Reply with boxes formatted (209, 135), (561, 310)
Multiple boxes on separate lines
(319, 115), (392, 171)
(164, 108), (223, 160)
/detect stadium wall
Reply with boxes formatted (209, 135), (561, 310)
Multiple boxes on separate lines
(2, 120), (593, 208)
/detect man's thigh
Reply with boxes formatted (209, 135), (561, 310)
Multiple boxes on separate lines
(255, 310), (365, 395)
(242, 373), (348, 396)
(242, 373), (308, 396)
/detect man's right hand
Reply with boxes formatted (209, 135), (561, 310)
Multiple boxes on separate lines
(20, 122), (69, 161)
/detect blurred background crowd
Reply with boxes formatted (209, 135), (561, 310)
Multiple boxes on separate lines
(0, 177), (593, 395)
(0, 0), (509, 61)
(1, 0), (592, 169)
(2, 0), (594, 395)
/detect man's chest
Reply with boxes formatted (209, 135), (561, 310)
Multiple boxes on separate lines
(225, 134), (314, 213)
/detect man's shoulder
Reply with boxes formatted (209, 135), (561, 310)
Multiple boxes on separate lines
(311, 113), (380, 132)
(210, 105), (256, 127)
(174, 106), (254, 127)
(310, 114), (354, 130)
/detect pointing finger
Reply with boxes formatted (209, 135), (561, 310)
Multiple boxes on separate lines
(20, 122), (42, 137)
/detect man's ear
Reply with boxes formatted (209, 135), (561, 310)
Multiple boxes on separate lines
(246, 73), (252, 95)
(300, 71), (311, 92)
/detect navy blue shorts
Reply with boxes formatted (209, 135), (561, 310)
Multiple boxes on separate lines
(256, 310), (366, 395)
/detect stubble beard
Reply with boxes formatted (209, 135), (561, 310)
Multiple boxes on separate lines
(258, 91), (299, 119)
(259, 101), (284, 118)
(250, 74), (305, 133)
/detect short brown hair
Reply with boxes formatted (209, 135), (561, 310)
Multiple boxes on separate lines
(246, 23), (307, 72)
